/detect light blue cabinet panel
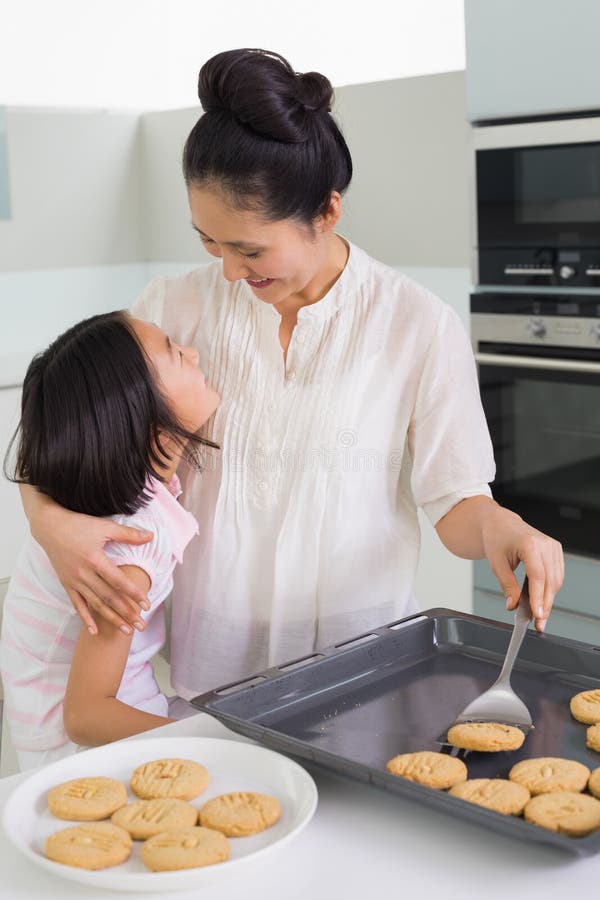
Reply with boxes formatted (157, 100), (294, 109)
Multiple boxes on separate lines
(465, 0), (600, 122)
(473, 588), (600, 647)
(474, 557), (600, 621)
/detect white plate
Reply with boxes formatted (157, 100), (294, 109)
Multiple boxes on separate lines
(1, 736), (318, 893)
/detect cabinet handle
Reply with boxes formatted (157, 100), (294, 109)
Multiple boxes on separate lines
(503, 266), (554, 276)
(475, 352), (600, 374)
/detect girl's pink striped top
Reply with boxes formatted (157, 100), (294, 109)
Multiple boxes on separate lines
(0, 476), (198, 758)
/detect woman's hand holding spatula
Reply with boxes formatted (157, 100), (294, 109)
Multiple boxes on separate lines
(435, 496), (564, 633)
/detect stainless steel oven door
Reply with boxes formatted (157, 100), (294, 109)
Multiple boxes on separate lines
(475, 346), (600, 558)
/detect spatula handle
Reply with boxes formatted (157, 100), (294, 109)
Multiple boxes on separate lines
(496, 577), (532, 687)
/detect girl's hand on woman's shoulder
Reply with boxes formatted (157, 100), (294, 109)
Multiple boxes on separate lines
(21, 485), (153, 635)
(481, 503), (564, 633)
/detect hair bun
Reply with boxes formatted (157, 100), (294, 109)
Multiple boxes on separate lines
(297, 72), (333, 113)
(198, 48), (334, 143)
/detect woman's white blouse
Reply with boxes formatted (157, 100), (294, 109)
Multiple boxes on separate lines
(131, 241), (495, 699)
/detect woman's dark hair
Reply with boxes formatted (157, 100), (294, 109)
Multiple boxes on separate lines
(182, 48), (353, 224)
(4, 311), (217, 517)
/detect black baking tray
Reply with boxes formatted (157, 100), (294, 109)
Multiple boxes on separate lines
(191, 608), (600, 856)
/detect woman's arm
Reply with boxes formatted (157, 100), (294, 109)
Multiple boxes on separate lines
(63, 565), (174, 746)
(435, 495), (564, 633)
(20, 483), (153, 635)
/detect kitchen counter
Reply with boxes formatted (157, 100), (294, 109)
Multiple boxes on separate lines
(1, 712), (599, 899)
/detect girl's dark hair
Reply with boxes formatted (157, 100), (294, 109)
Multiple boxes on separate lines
(4, 311), (217, 517)
(182, 48), (353, 224)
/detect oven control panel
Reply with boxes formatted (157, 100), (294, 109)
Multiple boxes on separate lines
(478, 249), (600, 288)
(471, 291), (600, 350)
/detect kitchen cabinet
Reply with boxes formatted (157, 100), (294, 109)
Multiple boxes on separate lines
(465, 0), (600, 122)
(473, 557), (600, 645)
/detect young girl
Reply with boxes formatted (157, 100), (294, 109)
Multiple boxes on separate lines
(0, 311), (219, 770)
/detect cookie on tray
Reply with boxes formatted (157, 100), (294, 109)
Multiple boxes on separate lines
(449, 778), (530, 815)
(48, 777), (127, 821)
(586, 724), (600, 753)
(45, 822), (132, 869)
(386, 751), (467, 790)
(524, 792), (600, 837)
(588, 768), (600, 799)
(141, 826), (230, 871)
(130, 758), (209, 801)
(198, 792), (281, 837)
(447, 722), (525, 752)
(509, 757), (590, 795)
(111, 798), (198, 840)
(570, 689), (600, 725)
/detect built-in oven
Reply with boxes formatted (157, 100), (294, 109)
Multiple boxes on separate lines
(471, 291), (600, 558)
(470, 117), (600, 288)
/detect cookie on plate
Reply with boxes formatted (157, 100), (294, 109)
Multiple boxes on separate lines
(449, 778), (530, 815)
(45, 822), (132, 869)
(586, 724), (600, 753)
(111, 798), (198, 840)
(447, 722), (525, 752)
(509, 757), (590, 795)
(386, 751), (467, 789)
(141, 826), (230, 871)
(524, 792), (600, 837)
(570, 689), (600, 725)
(48, 777), (127, 821)
(588, 767), (600, 799)
(130, 758), (209, 801)
(199, 792), (281, 837)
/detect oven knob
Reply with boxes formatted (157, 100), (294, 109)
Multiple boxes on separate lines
(527, 318), (546, 338)
(590, 322), (600, 342)
(559, 264), (577, 280)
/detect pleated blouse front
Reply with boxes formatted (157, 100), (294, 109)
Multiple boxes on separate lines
(131, 241), (495, 698)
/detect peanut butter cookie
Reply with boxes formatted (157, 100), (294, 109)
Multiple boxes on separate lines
(586, 723), (600, 753)
(524, 791), (600, 837)
(449, 778), (530, 815)
(570, 689), (600, 725)
(588, 767), (600, 799)
(199, 792), (281, 837)
(111, 798), (198, 840)
(509, 757), (590, 795)
(447, 722), (525, 752)
(141, 826), (230, 871)
(48, 777), (127, 821)
(386, 751), (467, 789)
(45, 822), (132, 869)
(130, 758), (209, 801)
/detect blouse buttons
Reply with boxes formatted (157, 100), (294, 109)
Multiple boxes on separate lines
(286, 370), (296, 381)
(296, 332), (306, 344)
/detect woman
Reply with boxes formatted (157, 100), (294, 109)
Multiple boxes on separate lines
(21, 49), (563, 703)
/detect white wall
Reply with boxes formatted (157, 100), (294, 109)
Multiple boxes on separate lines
(0, 0), (466, 109)
(0, 109), (143, 271)
(141, 71), (471, 268)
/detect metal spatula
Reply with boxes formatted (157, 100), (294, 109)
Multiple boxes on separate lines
(437, 578), (534, 745)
